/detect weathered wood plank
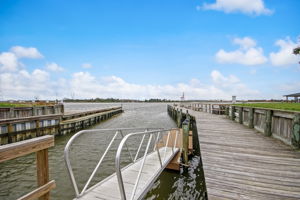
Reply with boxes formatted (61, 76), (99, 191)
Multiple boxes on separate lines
(37, 149), (50, 200)
(0, 135), (54, 162)
(183, 108), (300, 200)
(17, 180), (56, 200)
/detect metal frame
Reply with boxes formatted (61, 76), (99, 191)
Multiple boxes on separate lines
(64, 127), (179, 200)
(64, 128), (160, 197)
(115, 129), (179, 200)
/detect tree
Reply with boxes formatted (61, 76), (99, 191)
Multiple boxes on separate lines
(294, 47), (300, 65)
(294, 47), (300, 55)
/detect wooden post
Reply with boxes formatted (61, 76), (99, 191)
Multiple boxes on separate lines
(9, 107), (15, 118)
(36, 149), (50, 200)
(239, 107), (243, 124)
(7, 123), (14, 143)
(231, 106), (236, 121)
(36, 120), (40, 137)
(291, 114), (300, 148)
(182, 119), (189, 165)
(177, 109), (182, 128)
(264, 110), (273, 136)
(249, 108), (254, 128)
(225, 106), (229, 116)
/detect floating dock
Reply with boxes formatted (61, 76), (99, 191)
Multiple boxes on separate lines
(64, 128), (187, 200)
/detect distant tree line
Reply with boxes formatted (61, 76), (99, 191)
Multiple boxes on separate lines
(63, 98), (178, 103)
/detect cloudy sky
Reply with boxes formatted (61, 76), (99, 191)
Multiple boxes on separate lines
(0, 0), (299, 100)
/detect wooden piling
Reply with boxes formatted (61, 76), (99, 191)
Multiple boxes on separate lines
(264, 110), (273, 136)
(292, 114), (300, 148)
(177, 109), (182, 128)
(249, 107), (254, 128)
(239, 107), (243, 124)
(231, 106), (236, 121)
(182, 118), (189, 165)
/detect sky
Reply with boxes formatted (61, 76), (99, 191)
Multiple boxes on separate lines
(0, 0), (299, 100)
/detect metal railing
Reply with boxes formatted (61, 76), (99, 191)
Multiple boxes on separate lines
(115, 128), (179, 200)
(64, 128), (179, 200)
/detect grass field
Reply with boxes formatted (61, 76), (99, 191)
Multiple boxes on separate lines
(234, 103), (300, 112)
(0, 103), (30, 107)
(0, 102), (55, 107)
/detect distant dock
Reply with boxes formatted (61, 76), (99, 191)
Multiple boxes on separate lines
(0, 105), (123, 145)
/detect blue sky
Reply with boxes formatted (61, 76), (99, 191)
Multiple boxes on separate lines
(0, 0), (299, 100)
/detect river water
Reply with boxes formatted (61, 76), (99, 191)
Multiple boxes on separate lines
(0, 103), (206, 200)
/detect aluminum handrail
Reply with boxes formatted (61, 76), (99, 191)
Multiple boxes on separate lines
(64, 128), (162, 198)
(115, 128), (179, 200)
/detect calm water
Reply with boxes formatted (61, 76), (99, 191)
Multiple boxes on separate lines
(0, 103), (206, 200)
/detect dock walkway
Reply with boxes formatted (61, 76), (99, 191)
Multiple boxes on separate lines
(187, 109), (300, 200)
(78, 147), (178, 200)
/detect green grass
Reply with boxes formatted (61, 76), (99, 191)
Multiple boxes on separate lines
(0, 102), (56, 107)
(234, 103), (300, 112)
(0, 103), (30, 107)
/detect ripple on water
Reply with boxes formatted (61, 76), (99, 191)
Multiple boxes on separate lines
(0, 103), (206, 200)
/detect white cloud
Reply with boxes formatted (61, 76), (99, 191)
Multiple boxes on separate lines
(0, 46), (260, 100)
(269, 38), (299, 66)
(0, 52), (19, 71)
(0, 46), (68, 100)
(233, 37), (256, 49)
(0, 46), (44, 72)
(81, 63), (93, 69)
(0, 69), (61, 100)
(199, 0), (273, 15)
(32, 69), (50, 82)
(68, 70), (258, 100)
(46, 62), (64, 72)
(0, 68), (259, 100)
(10, 46), (43, 59)
(216, 37), (267, 65)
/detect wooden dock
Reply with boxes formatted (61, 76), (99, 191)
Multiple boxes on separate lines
(187, 109), (300, 200)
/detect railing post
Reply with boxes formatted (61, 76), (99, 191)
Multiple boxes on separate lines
(36, 149), (50, 200)
(292, 114), (300, 148)
(239, 107), (243, 124)
(249, 108), (254, 128)
(264, 110), (273, 136)
(182, 119), (189, 165)
(9, 107), (15, 118)
(225, 106), (229, 116)
(231, 106), (236, 121)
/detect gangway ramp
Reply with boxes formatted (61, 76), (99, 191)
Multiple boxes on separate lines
(64, 128), (181, 200)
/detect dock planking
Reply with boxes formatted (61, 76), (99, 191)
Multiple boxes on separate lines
(76, 147), (179, 200)
(186, 109), (300, 200)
